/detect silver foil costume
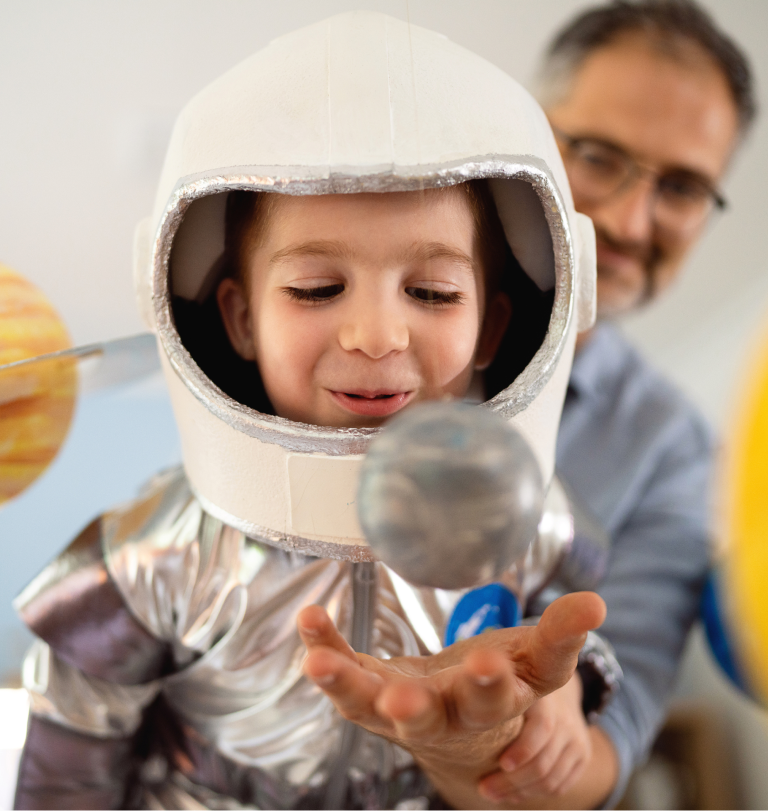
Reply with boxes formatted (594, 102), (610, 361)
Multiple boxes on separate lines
(14, 470), (616, 810)
(16, 468), (451, 808)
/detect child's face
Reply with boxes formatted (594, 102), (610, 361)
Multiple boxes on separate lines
(218, 189), (509, 428)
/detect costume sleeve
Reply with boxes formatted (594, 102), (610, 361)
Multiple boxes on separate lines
(14, 642), (161, 810)
(594, 413), (712, 808)
(13, 514), (169, 809)
(13, 470), (247, 809)
(14, 515), (175, 684)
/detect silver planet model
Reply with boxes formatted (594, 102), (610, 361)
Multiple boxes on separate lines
(358, 401), (545, 590)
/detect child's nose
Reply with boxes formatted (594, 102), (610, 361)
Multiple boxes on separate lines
(337, 301), (409, 358)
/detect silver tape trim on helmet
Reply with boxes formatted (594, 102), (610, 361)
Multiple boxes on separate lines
(152, 157), (574, 456)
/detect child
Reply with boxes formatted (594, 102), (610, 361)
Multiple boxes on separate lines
(13, 11), (606, 810)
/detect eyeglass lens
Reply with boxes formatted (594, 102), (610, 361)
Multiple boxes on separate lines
(565, 139), (719, 231)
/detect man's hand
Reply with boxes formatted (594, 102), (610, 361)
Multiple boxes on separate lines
(298, 590), (605, 809)
(477, 674), (591, 805)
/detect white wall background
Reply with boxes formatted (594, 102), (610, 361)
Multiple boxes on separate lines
(1, 0), (766, 431)
(1, 0), (767, 806)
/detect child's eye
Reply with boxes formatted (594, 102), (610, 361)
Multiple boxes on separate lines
(406, 287), (465, 306)
(283, 284), (344, 303)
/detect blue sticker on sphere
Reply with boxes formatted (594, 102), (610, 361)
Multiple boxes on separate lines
(445, 583), (520, 646)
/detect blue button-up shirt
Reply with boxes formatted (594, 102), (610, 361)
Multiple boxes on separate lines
(556, 322), (713, 806)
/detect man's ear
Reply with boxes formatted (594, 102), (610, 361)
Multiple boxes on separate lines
(474, 291), (512, 371)
(217, 278), (257, 361)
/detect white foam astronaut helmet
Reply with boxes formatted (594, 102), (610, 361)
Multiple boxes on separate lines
(133, 11), (596, 562)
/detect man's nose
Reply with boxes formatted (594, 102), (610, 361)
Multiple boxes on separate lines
(337, 300), (410, 358)
(596, 178), (656, 245)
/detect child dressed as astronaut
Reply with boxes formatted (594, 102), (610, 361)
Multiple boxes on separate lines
(13, 12), (617, 811)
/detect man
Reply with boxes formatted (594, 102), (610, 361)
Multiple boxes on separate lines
(480, 1), (757, 808)
(541, 1), (753, 320)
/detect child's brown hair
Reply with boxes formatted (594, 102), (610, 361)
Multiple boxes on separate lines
(222, 182), (508, 303)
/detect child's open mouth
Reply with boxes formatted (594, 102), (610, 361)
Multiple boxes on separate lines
(330, 390), (412, 418)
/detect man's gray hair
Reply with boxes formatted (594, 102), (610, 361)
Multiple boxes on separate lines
(535, 0), (756, 135)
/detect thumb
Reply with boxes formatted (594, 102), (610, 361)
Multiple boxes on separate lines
(520, 591), (606, 696)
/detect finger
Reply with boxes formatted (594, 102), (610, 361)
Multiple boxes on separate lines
(297, 605), (358, 661)
(478, 746), (575, 801)
(375, 679), (445, 742)
(538, 591), (606, 649)
(453, 648), (519, 729)
(553, 747), (588, 796)
(505, 735), (566, 794)
(498, 710), (552, 771)
(516, 741), (584, 798)
(521, 592), (606, 695)
(477, 769), (521, 805)
(303, 645), (385, 722)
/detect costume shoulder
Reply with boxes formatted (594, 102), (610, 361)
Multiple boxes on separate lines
(14, 467), (211, 684)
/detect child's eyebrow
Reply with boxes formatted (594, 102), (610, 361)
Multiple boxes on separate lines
(270, 240), (476, 274)
(405, 242), (477, 275)
(270, 241), (354, 265)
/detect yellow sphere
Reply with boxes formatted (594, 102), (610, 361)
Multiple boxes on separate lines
(725, 320), (768, 704)
(0, 264), (76, 505)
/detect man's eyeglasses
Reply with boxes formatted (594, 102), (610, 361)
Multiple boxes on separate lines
(552, 127), (727, 232)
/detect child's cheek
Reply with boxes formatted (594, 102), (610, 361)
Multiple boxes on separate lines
(424, 309), (481, 384)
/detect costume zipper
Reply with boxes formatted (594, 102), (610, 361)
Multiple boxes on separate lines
(323, 561), (378, 809)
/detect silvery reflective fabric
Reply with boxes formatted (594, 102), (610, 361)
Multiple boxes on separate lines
(21, 468), (458, 809)
(508, 476), (574, 601)
(23, 641), (161, 738)
(549, 322), (713, 808)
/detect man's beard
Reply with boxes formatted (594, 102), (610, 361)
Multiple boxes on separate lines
(593, 224), (664, 309)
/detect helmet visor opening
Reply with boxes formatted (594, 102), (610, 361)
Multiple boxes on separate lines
(167, 181), (555, 420)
